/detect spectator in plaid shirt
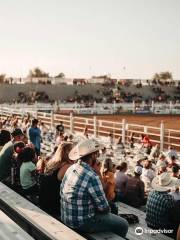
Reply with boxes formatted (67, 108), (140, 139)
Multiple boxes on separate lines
(146, 172), (180, 238)
(60, 139), (128, 238)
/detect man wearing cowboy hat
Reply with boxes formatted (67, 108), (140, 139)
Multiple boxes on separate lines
(0, 128), (25, 182)
(60, 139), (129, 238)
(146, 172), (180, 237)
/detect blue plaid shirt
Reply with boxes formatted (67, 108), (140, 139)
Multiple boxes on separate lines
(146, 190), (175, 229)
(60, 160), (109, 229)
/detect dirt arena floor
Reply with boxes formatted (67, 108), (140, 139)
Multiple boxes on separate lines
(95, 114), (179, 130)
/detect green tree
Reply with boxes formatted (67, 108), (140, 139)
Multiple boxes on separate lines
(0, 74), (6, 83)
(159, 71), (173, 81)
(28, 67), (49, 78)
(152, 73), (160, 81)
(55, 72), (65, 78)
(152, 71), (173, 82)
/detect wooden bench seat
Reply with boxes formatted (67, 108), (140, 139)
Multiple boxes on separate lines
(0, 210), (34, 240)
(0, 183), (125, 240)
(117, 202), (172, 240)
(0, 182), (85, 240)
(87, 232), (124, 240)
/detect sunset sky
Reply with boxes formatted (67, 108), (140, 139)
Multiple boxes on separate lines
(0, 0), (180, 79)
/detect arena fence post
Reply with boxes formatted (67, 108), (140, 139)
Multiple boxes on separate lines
(169, 101), (172, 114)
(142, 100), (145, 108)
(53, 100), (59, 112)
(35, 110), (38, 118)
(151, 100), (154, 113)
(35, 101), (38, 118)
(113, 100), (116, 114)
(132, 101), (136, 113)
(51, 111), (54, 130)
(74, 101), (77, 112)
(144, 126), (148, 134)
(93, 101), (97, 114)
(160, 121), (164, 151)
(70, 112), (74, 133)
(93, 115), (97, 138)
(122, 119), (126, 144)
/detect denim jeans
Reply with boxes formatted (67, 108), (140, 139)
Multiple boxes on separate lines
(78, 213), (129, 238)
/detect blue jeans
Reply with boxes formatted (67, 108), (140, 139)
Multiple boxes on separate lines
(78, 213), (129, 238)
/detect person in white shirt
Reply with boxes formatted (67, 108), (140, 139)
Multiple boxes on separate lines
(156, 153), (167, 174)
(107, 132), (114, 149)
(55, 132), (64, 146)
(167, 146), (178, 160)
(99, 147), (107, 162)
(141, 160), (155, 193)
(169, 186), (180, 201)
(156, 153), (167, 167)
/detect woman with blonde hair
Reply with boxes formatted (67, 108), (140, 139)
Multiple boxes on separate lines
(39, 142), (73, 217)
(44, 142), (73, 174)
(56, 143), (74, 181)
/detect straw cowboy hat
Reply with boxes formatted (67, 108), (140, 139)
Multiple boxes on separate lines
(156, 161), (167, 169)
(69, 139), (103, 161)
(151, 172), (180, 192)
(133, 154), (147, 162)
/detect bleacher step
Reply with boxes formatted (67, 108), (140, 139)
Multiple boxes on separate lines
(87, 232), (124, 240)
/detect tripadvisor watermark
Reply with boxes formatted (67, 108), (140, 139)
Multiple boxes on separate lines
(135, 227), (173, 236)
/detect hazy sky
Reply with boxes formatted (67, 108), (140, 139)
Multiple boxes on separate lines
(0, 0), (180, 79)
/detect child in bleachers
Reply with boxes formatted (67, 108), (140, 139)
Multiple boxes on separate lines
(19, 147), (38, 197)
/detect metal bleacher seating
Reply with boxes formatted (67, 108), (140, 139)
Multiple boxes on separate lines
(117, 202), (172, 240)
(0, 210), (35, 240)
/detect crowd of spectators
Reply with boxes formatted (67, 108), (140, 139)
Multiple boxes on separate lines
(16, 91), (51, 103)
(1, 79), (180, 107)
(0, 114), (180, 239)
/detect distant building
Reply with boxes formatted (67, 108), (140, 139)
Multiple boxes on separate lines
(87, 78), (105, 84)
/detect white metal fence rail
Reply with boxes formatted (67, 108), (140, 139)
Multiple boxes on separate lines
(1, 108), (180, 151)
(1, 101), (180, 114)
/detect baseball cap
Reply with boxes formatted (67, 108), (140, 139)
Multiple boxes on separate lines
(134, 166), (143, 175)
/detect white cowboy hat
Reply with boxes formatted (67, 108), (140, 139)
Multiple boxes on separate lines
(151, 172), (180, 192)
(159, 153), (166, 159)
(133, 154), (147, 162)
(156, 161), (167, 169)
(69, 139), (104, 161)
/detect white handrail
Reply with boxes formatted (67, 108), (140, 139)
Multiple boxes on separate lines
(1, 107), (180, 151)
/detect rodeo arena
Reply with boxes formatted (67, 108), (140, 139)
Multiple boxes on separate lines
(0, 78), (180, 240)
